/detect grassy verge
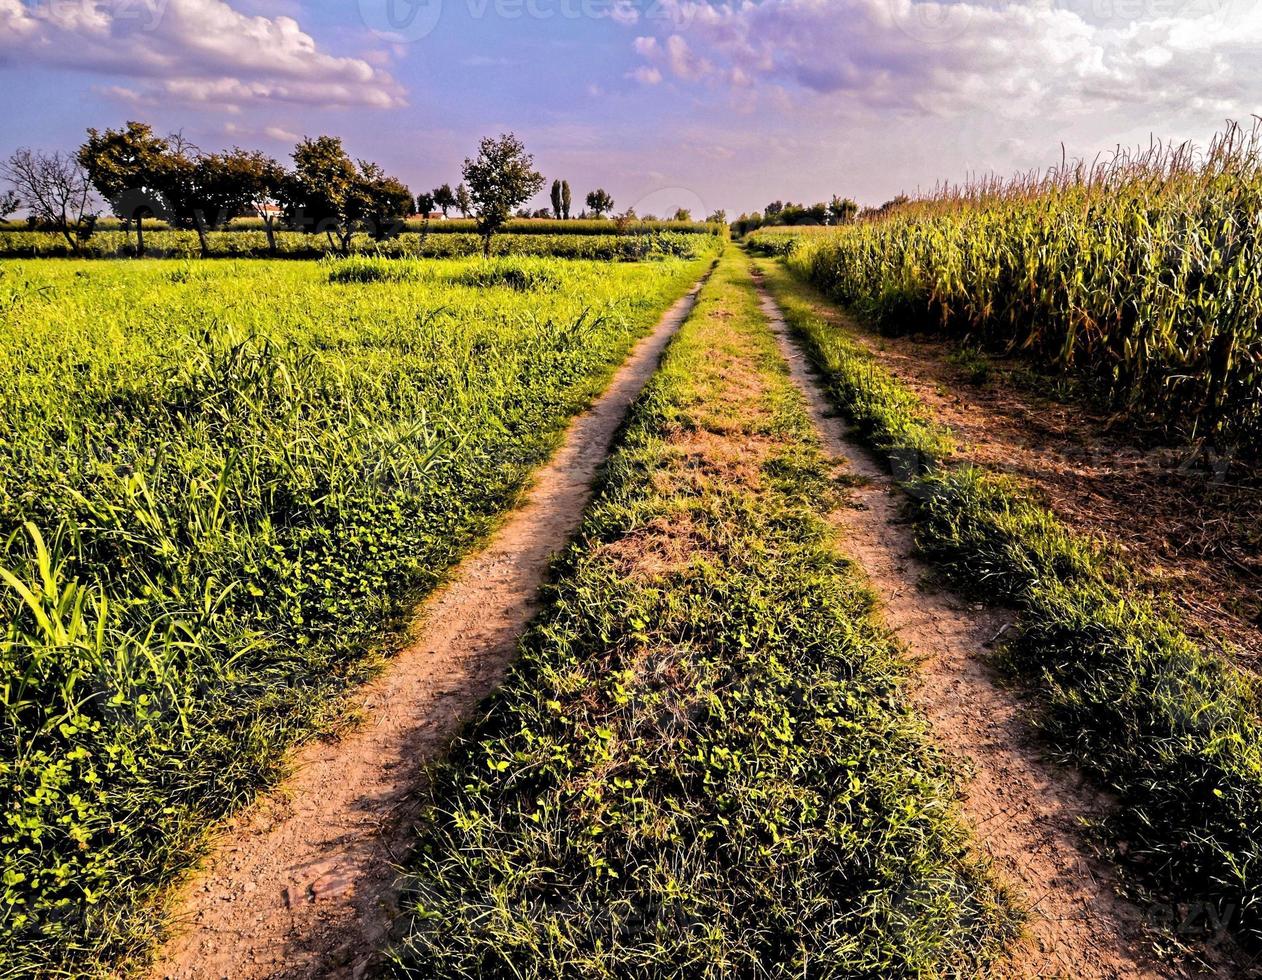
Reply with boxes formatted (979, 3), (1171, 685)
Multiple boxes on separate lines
(0, 256), (708, 975)
(390, 252), (1018, 978)
(754, 256), (1262, 948)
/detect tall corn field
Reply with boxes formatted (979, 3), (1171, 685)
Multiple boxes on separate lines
(790, 123), (1262, 457)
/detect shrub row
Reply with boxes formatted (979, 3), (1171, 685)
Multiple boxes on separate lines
(744, 229), (804, 257)
(0, 218), (723, 237)
(0, 229), (720, 261)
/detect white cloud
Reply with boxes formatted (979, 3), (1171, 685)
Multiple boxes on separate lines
(263, 124), (300, 143)
(633, 31), (711, 83)
(633, 35), (659, 57)
(663, 34), (708, 80)
(221, 119), (301, 144)
(630, 64), (663, 85)
(94, 83), (155, 106)
(0, 0), (404, 110)
(625, 0), (1262, 120)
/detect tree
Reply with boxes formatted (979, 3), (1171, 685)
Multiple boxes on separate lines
(416, 191), (436, 216)
(0, 189), (19, 220)
(614, 207), (639, 234)
(764, 200), (785, 220)
(550, 179), (563, 219)
(433, 182), (456, 217)
(672, 207), (692, 222)
(196, 149), (286, 254)
(732, 211), (763, 237)
(155, 134), (215, 257)
(462, 133), (545, 256)
(138, 131), (278, 259)
(280, 135), (359, 252)
(870, 194), (910, 217)
(359, 163), (412, 240)
(1, 149), (96, 253)
(278, 136), (406, 254)
(78, 121), (170, 256)
(828, 195), (858, 225)
(585, 188), (614, 217)
(561, 180), (572, 220)
(780, 201), (828, 225)
(707, 209), (727, 225)
(455, 183), (472, 218)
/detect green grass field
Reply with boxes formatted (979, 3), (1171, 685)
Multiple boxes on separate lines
(6, 176), (1262, 976)
(0, 253), (708, 974)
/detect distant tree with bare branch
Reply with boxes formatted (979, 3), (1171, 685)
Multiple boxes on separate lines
(1, 149), (95, 253)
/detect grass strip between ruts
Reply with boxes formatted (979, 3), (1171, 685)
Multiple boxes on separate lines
(390, 250), (1018, 978)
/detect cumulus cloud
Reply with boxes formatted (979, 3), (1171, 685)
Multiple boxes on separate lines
(624, 0), (1261, 119)
(632, 32), (712, 84)
(630, 64), (663, 84)
(0, 0), (405, 110)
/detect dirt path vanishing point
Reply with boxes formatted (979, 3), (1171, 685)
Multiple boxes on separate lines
(149, 273), (710, 980)
(752, 272), (1245, 980)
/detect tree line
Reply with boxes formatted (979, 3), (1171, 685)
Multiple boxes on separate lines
(0, 122), (632, 257)
(731, 196), (860, 236)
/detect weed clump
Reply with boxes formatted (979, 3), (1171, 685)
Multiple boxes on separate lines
(324, 255), (428, 283)
(454, 258), (563, 292)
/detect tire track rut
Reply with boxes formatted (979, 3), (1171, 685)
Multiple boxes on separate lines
(753, 272), (1239, 980)
(149, 272), (711, 980)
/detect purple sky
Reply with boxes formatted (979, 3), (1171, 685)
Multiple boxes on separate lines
(2, 0), (1259, 216)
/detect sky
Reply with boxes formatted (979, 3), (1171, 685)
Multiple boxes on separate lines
(1, 0), (1261, 216)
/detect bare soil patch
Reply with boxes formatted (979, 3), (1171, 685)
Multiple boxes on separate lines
(802, 300), (1260, 667)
